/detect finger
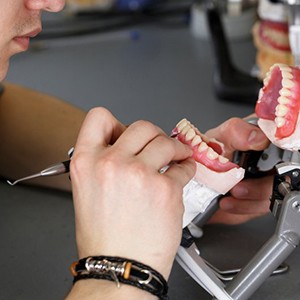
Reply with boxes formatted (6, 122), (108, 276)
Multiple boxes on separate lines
(208, 210), (263, 225)
(205, 118), (269, 157)
(75, 107), (126, 153)
(164, 157), (196, 188)
(230, 176), (273, 201)
(113, 120), (166, 155)
(138, 135), (194, 171)
(218, 196), (270, 215)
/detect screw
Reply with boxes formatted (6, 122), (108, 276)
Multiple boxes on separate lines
(292, 201), (300, 212)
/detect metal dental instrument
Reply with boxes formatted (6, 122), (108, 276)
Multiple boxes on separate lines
(6, 147), (74, 186)
(6, 160), (71, 186)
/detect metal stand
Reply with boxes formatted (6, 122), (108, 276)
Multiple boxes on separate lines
(205, 0), (262, 104)
(177, 162), (300, 299)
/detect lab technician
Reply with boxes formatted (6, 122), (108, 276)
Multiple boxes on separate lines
(0, 1), (271, 299)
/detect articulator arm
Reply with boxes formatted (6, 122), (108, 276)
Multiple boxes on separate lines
(176, 155), (300, 299)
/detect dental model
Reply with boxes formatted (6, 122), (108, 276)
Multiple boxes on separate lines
(172, 119), (245, 227)
(255, 63), (300, 151)
(252, 0), (292, 79)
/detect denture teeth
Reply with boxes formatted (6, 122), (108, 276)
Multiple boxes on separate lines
(282, 70), (293, 79)
(218, 155), (229, 164)
(263, 73), (271, 86)
(275, 116), (285, 128)
(176, 119), (188, 131)
(275, 63), (286, 67)
(277, 96), (289, 105)
(275, 104), (288, 117)
(206, 148), (218, 160)
(279, 65), (292, 73)
(186, 128), (196, 141)
(191, 135), (202, 146)
(279, 88), (292, 97)
(282, 78), (294, 89)
(181, 124), (190, 135)
(274, 63), (288, 71)
(198, 142), (208, 152)
(258, 88), (264, 100)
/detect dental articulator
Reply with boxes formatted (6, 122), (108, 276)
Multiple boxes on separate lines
(7, 4), (300, 299)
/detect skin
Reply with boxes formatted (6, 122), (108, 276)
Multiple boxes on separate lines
(66, 108), (196, 299)
(205, 116), (273, 224)
(0, 0), (65, 81)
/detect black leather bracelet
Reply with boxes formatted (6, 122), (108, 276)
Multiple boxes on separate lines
(70, 256), (169, 300)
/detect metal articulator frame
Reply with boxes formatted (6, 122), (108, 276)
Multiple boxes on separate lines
(176, 163), (300, 299)
(176, 242), (233, 300)
(224, 191), (300, 299)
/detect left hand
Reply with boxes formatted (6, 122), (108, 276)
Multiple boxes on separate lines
(205, 116), (272, 224)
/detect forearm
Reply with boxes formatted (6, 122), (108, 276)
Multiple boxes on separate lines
(66, 280), (157, 300)
(0, 82), (86, 191)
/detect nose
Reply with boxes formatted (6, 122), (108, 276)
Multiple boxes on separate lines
(25, 0), (66, 12)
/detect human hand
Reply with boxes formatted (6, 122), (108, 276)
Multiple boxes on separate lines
(70, 108), (196, 279)
(205, 116), (273, 224)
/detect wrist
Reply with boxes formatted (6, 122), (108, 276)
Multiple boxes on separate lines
(77, 247), (174, 280)
(67, 279), (157, 300)
(70, 255), (169, 300)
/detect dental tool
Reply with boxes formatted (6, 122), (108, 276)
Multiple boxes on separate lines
(6, 160), (71, 186)
(6, 147), (74, 186)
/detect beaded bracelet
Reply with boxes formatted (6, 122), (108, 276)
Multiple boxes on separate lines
(70, 255), (169, 300)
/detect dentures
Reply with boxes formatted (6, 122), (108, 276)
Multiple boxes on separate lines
(172, 119), (244, 195)
(255, 63), (300, 150)
(172, 119), (236, 172)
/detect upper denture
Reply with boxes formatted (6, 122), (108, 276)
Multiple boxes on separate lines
(255, 63), (300, 139)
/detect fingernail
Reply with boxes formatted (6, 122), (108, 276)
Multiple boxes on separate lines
(248, 130), (266, 146)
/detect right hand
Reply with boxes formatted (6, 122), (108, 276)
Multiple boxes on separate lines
(205, 116), (273, 224)
(70, 107), (196, 279)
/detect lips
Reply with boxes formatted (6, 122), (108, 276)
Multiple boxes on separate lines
(23, 27), (42, 38)
(13, 27), (41, 50)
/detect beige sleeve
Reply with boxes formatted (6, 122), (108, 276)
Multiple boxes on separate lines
(0, 82), (86, 191)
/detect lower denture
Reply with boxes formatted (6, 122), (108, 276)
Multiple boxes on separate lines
(172, 119), (238, 172)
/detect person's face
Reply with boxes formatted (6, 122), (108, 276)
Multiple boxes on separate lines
(0, 0), (65, 81)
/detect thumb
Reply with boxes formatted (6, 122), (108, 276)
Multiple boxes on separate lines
(205, 118), (270, 158)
